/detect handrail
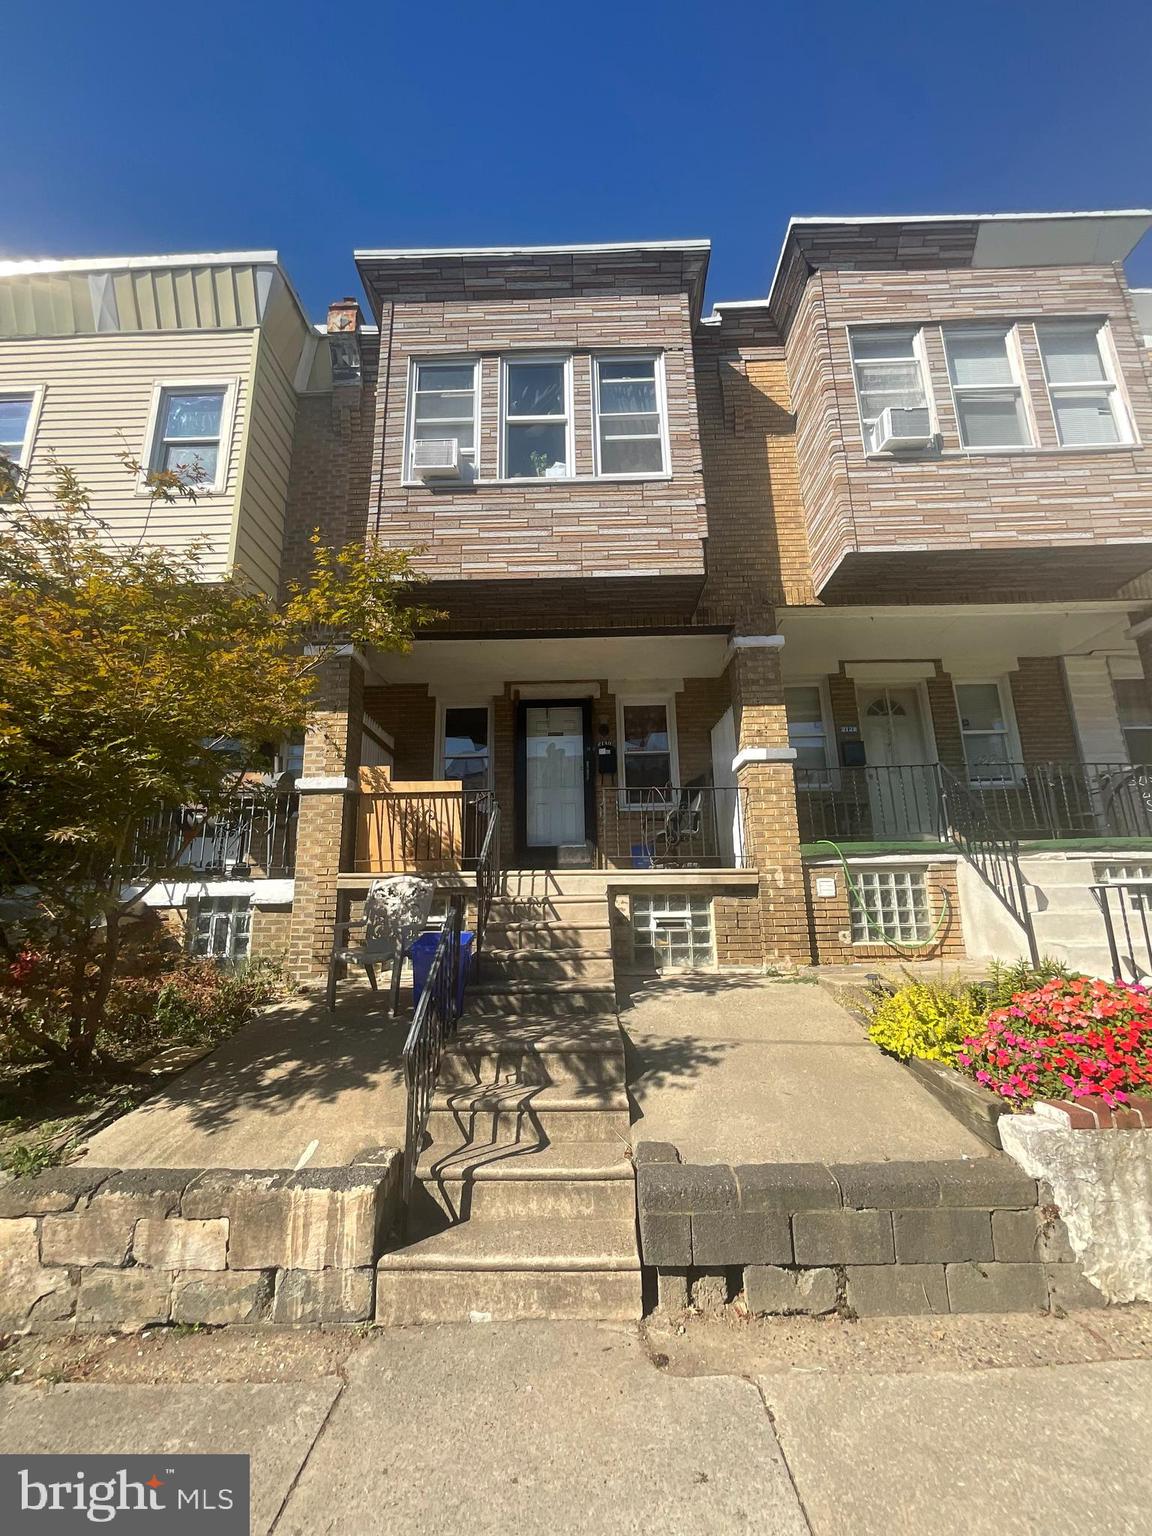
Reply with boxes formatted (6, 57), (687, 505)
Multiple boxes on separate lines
(400, 894), (464, 1210)
(473, 799), (501, 981)
(1090, 881), (1152, 983)
(938, 765), (1039, 965)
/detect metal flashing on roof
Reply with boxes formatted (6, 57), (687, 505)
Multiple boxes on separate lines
(353, 238), (711, 260)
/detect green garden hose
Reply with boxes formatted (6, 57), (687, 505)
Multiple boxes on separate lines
(813, 839), (952, 956)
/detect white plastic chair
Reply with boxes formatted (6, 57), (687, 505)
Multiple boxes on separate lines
(326, 876), (434, 1013)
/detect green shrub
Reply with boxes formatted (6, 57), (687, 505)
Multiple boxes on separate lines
(979, 955), (1076, 1010)
(867, 978), (987, 1063)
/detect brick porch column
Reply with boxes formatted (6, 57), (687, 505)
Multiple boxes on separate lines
(287, 649), (365, 983)
(726, 635), (812, 966)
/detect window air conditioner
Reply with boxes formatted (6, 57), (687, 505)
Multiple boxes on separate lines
(412, 439), (461, 479)
(871, 406), (934, 453)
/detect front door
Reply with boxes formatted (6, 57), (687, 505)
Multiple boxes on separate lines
(516, 700), (595, 865)
(857, 686), (936, 838)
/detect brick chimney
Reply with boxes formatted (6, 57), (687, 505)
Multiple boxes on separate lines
(326, 297), (363, 387)
(326, 296), (363, 335)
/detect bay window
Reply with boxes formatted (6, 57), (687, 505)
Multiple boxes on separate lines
(502, 357), (571, 478)
(594, 355), (666, 475)
(408, 359), (478, 479)
(943, 327), (1031, 448)
(849, 328), (931, 453)
(1036, 322), (1133, 447)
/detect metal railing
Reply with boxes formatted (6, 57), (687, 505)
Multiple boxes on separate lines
(595, 784), (749, 869)
(355, 787), (496, 874)
(400, 894), (464, 1209)
(127, 791), (298, 880)
(794, 764), (944, 844)
(1091, 882), (1152, 983)
(938, 766), (1039, 965)
(473, 799), (501, 980)
(966, 762), (1152, 841)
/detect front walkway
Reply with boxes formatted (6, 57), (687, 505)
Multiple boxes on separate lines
(80, 992), (407, 1170)
(621, 975), (989, 1164)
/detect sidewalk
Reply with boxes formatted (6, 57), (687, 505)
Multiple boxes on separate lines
(3, 1314), (1151, 1534)
(621, 976), (989, 1164)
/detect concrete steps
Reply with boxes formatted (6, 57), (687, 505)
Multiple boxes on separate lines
(1015, 857), (1150, 979)
(376, 879), (640, 1325)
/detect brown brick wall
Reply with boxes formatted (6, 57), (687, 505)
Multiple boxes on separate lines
(804, 860), (964, 964)
(1009, 657), (1079, 764)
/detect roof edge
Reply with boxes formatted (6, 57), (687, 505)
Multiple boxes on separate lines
(354, 238), (711, 260)
(0, 250), (281, 278)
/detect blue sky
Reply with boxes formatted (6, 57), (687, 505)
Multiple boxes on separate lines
(4, 0), (1151, 316)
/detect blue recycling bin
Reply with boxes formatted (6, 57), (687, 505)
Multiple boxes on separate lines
(409, 929), (474, 1012)
(631, 843), (654, 870)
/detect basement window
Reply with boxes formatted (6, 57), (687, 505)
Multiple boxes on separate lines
(631, 893), (714, 970)
(189, 896), (252, 966)
(849, 868), (931, 945)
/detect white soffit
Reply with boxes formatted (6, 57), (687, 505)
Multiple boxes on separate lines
(369, 634), (730, 688)
(971, 215), (1152, 268)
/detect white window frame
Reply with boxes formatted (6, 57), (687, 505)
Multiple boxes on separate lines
(786, 680), (837, 787)
(953, 679), (1022, 786)
(140, 379), (238, 496)
(1035, 320), (1135, 448)
(404, 355), (481, 482)
(616, 694), (680, 808)
(0, 386), (46, 494)
(499, 354), (573, 481)
(941, 325), (1034, 451)
(592, 352), (669, 479)
(435, 700), (494, 791)
(847, 326), (934, 455)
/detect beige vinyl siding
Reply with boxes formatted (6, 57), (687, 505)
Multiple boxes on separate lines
(3, 330), (256, 580)
(231, 326), (299, 595)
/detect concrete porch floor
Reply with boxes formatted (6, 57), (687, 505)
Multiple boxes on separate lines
(621, 975), (990, 1164)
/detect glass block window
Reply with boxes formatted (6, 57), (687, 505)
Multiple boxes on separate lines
(189, 896), (252, 965)
(1095, 862), (1152, 884)
(849, 868), (931, 945)
(631, 894), (714, 970)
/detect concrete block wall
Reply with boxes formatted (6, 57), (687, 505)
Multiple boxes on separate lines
(0, 1158), (399, 1333)
(635, 1146), (1103, 1316)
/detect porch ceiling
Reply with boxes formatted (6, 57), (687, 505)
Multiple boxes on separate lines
(365, 633), (731, 688)
(777, 604), (1137, 678)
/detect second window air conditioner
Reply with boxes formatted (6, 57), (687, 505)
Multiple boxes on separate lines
(870, 406), (935, 453)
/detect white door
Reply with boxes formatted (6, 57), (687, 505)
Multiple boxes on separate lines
(710, 707), (743, 867)
(526, 705), (586, 847)
(858, 686), (935, 838)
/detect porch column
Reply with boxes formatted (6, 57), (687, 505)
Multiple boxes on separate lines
(726, 635), (811, 966)
(287, 649), (365, 982)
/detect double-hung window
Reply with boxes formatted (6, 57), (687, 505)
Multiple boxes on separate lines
(151, 386), (229, 491)
(594, 356), (666, 475)
(1114, 680), (1152, 765)
(943, 327), (1031, 448)
(1036, 322), (1133, 447)
(502, 357), (570, 478)
(850, 329), (931, 453)
(955, 682), (1016, 783)
(439, 705), (492, 790)
(409, 360), (478, 479)
(0, 389), (43, 493)
(785, 686), (832, 784)
(619, 700), (676, 805)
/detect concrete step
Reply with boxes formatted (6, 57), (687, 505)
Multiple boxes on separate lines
(1026, 884), (1099, 914)
(427, 1083), (630, 1145)
(440, 1016), (625, 1089)
(498, 873), (617, 897)
(1030, 911), (1108, 945)
(1019, 859), (1101, 887)
(376, 1219), (642, 1323)
(1034, 943), (1118, 978)
(464, 982), (619, 1018)
(487, 922), (613, 951)
(484, 947), (616, 982)
(415, 1140), (635, 1221)
(489, 897), (612, 928)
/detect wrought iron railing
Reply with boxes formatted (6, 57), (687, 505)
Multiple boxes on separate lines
(473, 799), (501, 980)
(1091, 882), (1152, 983)
(794, 765), (944, 844)
(938, 766), (1039, 965)
(965, 762), (1152, 841)
(401, 894), (464, 1209)
(127, 791), (298, 880)
(355, 786), (496, 874)
(595, 784), (749, 869)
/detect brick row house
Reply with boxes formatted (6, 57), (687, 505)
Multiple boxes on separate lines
(4, 211), (1152, 978)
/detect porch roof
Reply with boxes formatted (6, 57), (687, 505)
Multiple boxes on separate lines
(365, 631), (731, 688)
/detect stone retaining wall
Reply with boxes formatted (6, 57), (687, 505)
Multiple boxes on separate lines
(635, 1143), (1103, 1316)
(0, 1156), (399, 1333)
